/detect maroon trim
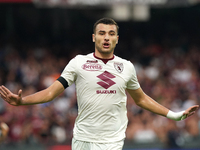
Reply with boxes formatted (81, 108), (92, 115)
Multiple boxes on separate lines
(93, 53), (114, 64)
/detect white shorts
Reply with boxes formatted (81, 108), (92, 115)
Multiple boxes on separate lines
(72, 138), (124, 150)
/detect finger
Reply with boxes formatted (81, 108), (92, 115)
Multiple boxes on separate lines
(1, 86), (10, 94)
(0, 92), (6, 100)
(0, 94), (10, 103)
(18, 89), (22, 97)
(184, 105), (199, 114)
(191, 105), (199, 109)
(181, 112), (193, 120)
(187, 111), (195, 118)
(0, 90), (6, 98)
(189, 105), (199, 113)
(183, 105), (199, 119)
(0, 86), (7, 98)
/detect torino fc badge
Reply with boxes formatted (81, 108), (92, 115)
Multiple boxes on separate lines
(114, 62), (124, 73)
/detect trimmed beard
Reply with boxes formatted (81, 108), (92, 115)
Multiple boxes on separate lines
(95, 43), (115, 55)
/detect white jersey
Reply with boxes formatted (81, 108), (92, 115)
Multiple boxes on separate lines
(60, 53), (140, 143)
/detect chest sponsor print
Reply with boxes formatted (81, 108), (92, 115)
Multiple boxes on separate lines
(96, 71), (117, 94)
(82, 62), (102, 71)
(97, 71), (116, 89)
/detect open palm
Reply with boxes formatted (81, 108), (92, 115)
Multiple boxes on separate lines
(0, 86), (22, 106)
(182, 105), (199, 120)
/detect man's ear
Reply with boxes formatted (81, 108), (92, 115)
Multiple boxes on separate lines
(92, 34), (95, 42)
(116, 35), (119, 44)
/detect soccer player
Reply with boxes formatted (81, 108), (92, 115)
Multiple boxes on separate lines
(0, 18), (199, 150)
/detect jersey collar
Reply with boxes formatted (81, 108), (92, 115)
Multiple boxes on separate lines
(93, 53), (115, 64)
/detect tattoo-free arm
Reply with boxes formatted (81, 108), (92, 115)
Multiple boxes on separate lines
(126, 88), (199, 121)
(126, 88), (169, 117)
(22, 80), (65, 105)
(0, 80), (65, 106)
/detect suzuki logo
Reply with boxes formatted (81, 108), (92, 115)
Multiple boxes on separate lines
(97, 71), (116, 89)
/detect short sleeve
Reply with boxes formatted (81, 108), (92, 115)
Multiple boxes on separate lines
(126, 63), (140, 90)
(60, 57), (77, 86)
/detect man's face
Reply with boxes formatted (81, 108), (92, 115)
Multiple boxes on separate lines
(93, 23), (119, 58)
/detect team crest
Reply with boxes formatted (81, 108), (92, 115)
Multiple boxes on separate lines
(114, 62), (124, 73)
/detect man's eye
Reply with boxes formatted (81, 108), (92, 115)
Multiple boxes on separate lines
(110, 32), (115, 36)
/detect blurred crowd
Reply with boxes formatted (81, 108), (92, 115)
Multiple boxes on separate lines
(0, 33), (200, 149)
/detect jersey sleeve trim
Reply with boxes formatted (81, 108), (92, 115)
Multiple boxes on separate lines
(57, 76), (69, 89)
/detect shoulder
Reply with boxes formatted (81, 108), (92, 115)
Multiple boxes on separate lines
(74, 53), (93, 60)
(114, 55), (134, 66)
(114, 55), (137, 75)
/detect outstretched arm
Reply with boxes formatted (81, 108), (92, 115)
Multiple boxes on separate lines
(126, 88), (199, 121)
(0, 80), (65, 106)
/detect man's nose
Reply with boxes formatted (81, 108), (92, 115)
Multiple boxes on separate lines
(104, 34), (109, 41)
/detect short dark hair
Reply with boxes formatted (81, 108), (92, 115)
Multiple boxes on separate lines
(93, 18), (119, 34)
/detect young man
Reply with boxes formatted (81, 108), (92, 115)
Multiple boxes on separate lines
(0, 18), (199, 150)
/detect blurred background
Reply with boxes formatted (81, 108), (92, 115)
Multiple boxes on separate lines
(0, 0), (200, 150)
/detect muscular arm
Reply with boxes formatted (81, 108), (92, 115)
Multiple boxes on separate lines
(126, 87), (199, 121)
(0, 80), (65, 106)
(22, 80), (65, 105)
(126, 88), (169, 117)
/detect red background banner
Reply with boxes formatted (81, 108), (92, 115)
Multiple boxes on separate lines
(48, 145), (71, 150)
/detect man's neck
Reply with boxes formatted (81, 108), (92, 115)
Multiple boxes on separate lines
(94, 51), (114, 59)
(93, 53), (114, 64)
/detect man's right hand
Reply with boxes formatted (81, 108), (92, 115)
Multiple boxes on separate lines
(0, 85), (22, 106)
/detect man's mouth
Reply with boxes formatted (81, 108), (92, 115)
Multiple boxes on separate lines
(103, 43), (110, 48)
